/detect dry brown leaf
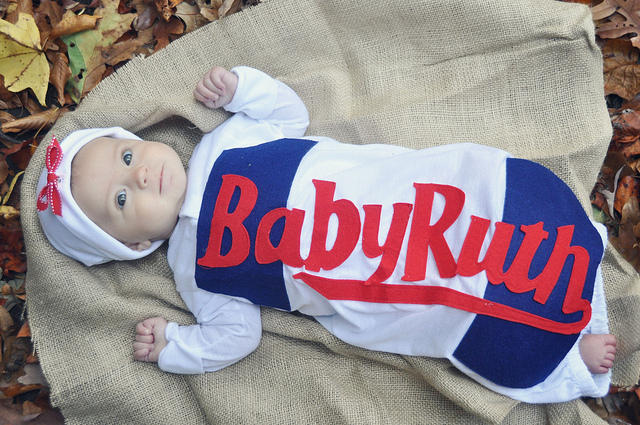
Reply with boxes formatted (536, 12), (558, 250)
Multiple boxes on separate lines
(218, 0), (242, 18)
(0, 107), (61, 133)
(0, 160), (7, 184)
(175, 1), (199, 32)
(33, 0), (63, 28)
(23, 96), (43, 116)
(21, 400), (43, 417)
(593, 0), (640, 48)
(48, 52), (71, 106)
(49, 10), (102, 38)
(198, 0), (222, 22)
(16, 321), (29, 338)
(0, 305), (14, 335)
(603, 39), (640, 100)
(153, 15), (184, 51)
(5, 0), (34, 24)
(611, 196), (640, 270)
(612, 108), (640, 144)
(615, 175), (640, 213)
(32, 0), (63, 40)
(154, 0), (183, 21)
(133, 2), (160, 31)
(0, 111), (16, 125)
(0, 384), (45, 398)
(100, 29), (155, 65)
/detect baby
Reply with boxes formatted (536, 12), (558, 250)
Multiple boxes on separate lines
(37, 66), (616, 403)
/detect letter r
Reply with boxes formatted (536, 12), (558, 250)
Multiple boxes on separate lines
(403, 183), (464, 281)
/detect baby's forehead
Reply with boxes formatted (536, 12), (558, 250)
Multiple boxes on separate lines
(73, 137), (136, 164)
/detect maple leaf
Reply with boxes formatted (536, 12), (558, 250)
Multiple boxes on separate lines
(602, 39), (640, 100)
(61, 0), (136, 103)
(593, 0), (640, 48)
(0, 13), (49, 106)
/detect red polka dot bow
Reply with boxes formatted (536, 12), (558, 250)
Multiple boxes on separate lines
(37, 136), (63, 216)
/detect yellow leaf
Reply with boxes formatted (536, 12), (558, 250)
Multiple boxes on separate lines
(0, 13), (49, 106)
(0, 205), (19, 219)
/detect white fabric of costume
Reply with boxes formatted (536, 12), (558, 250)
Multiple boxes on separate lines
(163, 67), (610, 403)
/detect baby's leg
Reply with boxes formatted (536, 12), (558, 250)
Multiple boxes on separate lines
(579, 334), (617, 374)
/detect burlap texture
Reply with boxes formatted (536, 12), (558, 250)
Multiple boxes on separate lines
(20, 0), (639, 423)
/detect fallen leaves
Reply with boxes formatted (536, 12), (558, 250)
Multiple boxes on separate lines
(0, 0), (258, 136)
(0, 278), (63, 424)
(62, 0), (135, 102)
(603, 39), (640, 100)
(590, 1), (640, 275)
(593, 0), (640, 48)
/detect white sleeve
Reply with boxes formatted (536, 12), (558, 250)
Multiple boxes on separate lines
(157, 291), (262, 374)
(224, 66), (309, 138)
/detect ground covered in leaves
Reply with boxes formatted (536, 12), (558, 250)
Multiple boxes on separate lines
(1, 0), (640, 423)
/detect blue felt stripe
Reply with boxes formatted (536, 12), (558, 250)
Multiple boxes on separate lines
(195, 138), (317, 311)
(453, 158), (604, 388)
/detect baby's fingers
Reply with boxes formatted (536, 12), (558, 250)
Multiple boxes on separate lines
(135, 333), (154, 344)
(203, 71), (226, 95)
(194, 89), (219, 108)
(133, 342), (154, 361)
(135, 321), (151, 336)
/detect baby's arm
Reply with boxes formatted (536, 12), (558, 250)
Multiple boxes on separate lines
(133, 317), (168, 363)
(195, 66), (309, 138)
(132, 292), (262, 374)
(194, 67), (239, 109)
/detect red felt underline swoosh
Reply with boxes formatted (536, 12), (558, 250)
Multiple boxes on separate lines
(293, 272), (590, 335)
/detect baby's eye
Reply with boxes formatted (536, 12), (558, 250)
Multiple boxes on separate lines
(122, 150), (132, 166)
(117, 190), (126, 208)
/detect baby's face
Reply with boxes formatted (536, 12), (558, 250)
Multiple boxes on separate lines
(72, 137), (187, 250)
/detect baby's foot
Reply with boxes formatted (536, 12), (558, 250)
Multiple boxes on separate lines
(579, 334), (617, 374)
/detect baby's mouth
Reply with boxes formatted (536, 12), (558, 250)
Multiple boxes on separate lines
(160, 165), (164, 195)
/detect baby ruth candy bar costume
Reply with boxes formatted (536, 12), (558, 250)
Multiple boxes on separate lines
(35, 127), (165, 266)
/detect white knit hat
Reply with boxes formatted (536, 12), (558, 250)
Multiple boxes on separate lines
(36, 127), (165, 266)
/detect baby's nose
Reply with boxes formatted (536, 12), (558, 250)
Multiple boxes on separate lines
(134, 166), (148, 188)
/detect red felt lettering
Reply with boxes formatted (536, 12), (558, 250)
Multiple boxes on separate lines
(553, 226), (591, 318)
(458, 219), (592, 320)
(457, 215), (492, 277)
(362, 203), (413, 285)
(479, 221), (516, 285)
(255, 207), (306, 267)
(501, 222), (549, 294)
(197, 174), (257, 268)
(305, 180), (361, 272)
(518, 225), (591, 313)
(402, 183), (464, 281)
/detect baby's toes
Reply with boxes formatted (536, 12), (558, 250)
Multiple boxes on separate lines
(602, 334), (617, 347)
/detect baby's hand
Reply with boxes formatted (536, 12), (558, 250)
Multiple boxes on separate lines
(133, 317), (168, 363)
(194, 67), (239, 109)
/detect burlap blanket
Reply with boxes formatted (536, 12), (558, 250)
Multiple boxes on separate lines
(20, 0), (640, 423)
